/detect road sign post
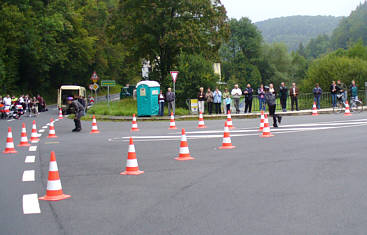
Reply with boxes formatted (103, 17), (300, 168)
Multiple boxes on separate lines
(170, 71), (179, 111)
(101, 80), (116, 105)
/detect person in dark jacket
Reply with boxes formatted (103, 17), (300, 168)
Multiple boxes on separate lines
(166, 88), (175, 115)
(279, 82), (288, 112)
(265, 86), (282, 128)
(67, 96), (85, 132)
(330, 81), (337, 108)
(243, 84), (253, 113)
(313, 83), (322, 109)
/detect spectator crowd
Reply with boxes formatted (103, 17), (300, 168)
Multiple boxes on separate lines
(0, 94), (47, 119)
(157, 80), (360, 116)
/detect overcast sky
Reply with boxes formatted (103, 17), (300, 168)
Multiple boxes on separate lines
(221, 0), (364, 22)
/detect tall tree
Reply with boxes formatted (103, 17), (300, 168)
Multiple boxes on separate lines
(110, 0), (229, 85)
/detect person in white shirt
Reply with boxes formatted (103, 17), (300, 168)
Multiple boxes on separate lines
(3, 95), (11, 107)
(231, 84), (242, 114)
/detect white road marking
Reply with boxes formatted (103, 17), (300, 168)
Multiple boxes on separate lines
(29, 146), (37, 152)
(111, 122), (367, 142)
(23, 194), (41, 214)
(22, 170), (35, 182)
(42, 126), (48, 129)
(25, 156), (35, 163)
(7, 119), (15, 122)
(39, 129), (45, 133)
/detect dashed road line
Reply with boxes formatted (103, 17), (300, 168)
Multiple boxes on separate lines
(22, 170), (35, 182)
(23, 194), (41, 214)
(39, 129), (45, 133)
(29, 146), (37, 152)
(42, 126), (47, 129)
(25, 155), (35, 163)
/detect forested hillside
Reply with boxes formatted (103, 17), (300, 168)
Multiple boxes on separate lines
(256, 15), (342, 51)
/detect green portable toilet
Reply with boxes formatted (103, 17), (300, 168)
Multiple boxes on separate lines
(136, 81), (160, 116)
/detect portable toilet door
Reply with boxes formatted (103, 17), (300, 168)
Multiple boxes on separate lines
(136, 81), (160, 116)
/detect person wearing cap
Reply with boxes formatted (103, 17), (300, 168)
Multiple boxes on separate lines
(265, 86), (282, 128)
(67, 96), (85, 132)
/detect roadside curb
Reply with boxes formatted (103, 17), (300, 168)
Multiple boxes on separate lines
(81, 108), (344, 122)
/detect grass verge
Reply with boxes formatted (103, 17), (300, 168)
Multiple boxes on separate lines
(87, 98), (189, 117)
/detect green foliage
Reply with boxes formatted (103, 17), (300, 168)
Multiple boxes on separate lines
(256, 15), (342, 52)
(0, 0), (127, 101)
(175, 53), (218, 106)
(302, 50), (367, 92)
(331, 2), (367, 49)
(220, 17), (264, 87)
(110, 0), (229, 84)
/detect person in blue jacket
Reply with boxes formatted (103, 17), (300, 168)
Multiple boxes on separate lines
(313, 83), (322, 109)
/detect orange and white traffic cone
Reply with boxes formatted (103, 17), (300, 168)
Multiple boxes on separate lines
(30, 120), (40, 143)
(169, 112), (177, 129)
(227, 110), (234, 129)
(259, 110), (265, 132)
(47, 119), (58, 138)
(3, 127), (17, 154)
(58, 108), (63, 119)
(197, 112), (207, 128)
(175, 128), (195, 161)
(39, 151), (71, 201)
(219, 121), (236, 149)
(90, 115), (100, 134)
(18, 123), (30, 147)
(120, 137), (144, 175)
(261, 114), (274, 137)
(344, 101), (352, 116)
(312, 102), (319, 116)
(131, 114), (139, 131)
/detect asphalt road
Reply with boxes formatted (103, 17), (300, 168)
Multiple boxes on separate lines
(1, 110), (367, 234)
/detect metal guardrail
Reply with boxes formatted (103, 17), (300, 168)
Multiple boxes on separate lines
(186, 91), (365, 114)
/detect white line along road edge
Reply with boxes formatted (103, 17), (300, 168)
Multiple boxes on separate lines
(23, 194), (41, 214)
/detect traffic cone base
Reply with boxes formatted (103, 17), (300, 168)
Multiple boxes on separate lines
(197, 125), (207, 129)
(175, 156), (195, 161)
(3, 149), (17, 154)
(260, 134), (274, 138)
(18, 142), (31, 147)
(120, 170), (144, 175)
(169, 126), (177, 130)
(39, 194), (71, 201)
(218, 145), (236, 149)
